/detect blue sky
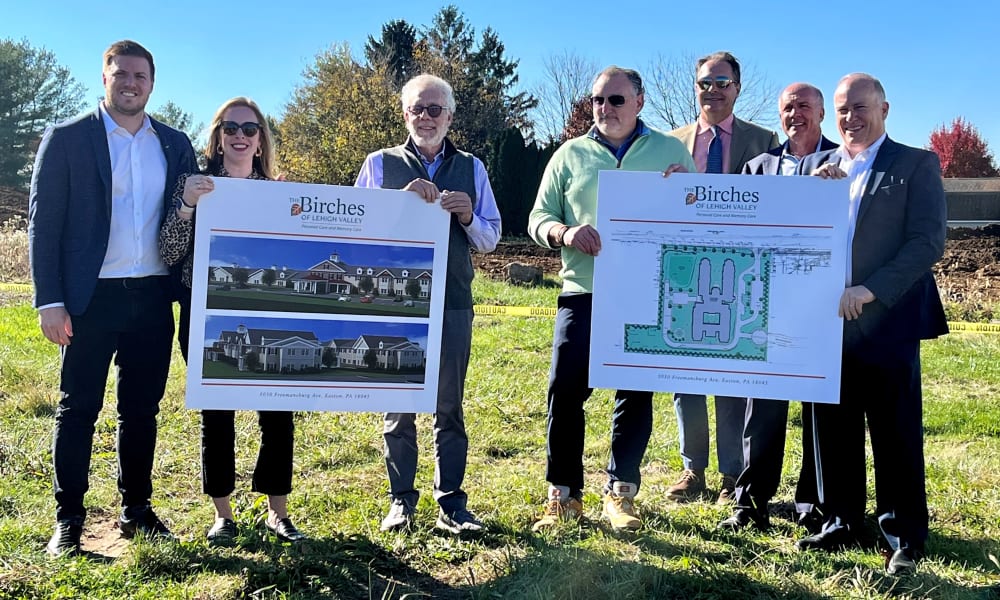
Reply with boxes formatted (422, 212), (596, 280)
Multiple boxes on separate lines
(5, 0), (998, 154)
(204, 315), (428, 348)
(208, 236), (433, 271)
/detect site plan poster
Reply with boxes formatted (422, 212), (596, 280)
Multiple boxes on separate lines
(186, 178), (450, 412)
(590, 171), (850, 404)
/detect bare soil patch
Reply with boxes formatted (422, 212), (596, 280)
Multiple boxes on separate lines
(484, 230), (1000, 308)
(4, 188), (998, 307)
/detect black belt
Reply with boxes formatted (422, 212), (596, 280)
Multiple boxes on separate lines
(98, 276), (169, 290)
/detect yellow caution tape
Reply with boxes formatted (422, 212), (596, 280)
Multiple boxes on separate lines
(475, 304), (556, 317)
(0, 285), (995, 333)
(946, 321), (1000, 333)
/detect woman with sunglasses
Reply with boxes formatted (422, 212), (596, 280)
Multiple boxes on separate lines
(159, 97), (305, 545)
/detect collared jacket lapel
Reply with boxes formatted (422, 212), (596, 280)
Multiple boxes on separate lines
(855, 137), (901, 226)
(87, 108), (113, 219)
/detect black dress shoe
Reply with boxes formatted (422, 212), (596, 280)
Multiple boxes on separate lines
(46, 517), (84, 557)
(119, 506), (175, 541)
(266, 517), (306, 543)
(886, 548), (920, 576)
(796, 525), (858, 552)
(718, 507), (770, 531)
(796, 510), (824, 534)
(206, 518), (238, 546)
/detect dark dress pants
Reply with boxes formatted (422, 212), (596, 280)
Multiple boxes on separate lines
(178, 299), (295, 498)
(814, 344), (927, 552)
(733, 397), (818, 513)
(545, 292), (653, 499)
(384, 308), (473, 513)
(52, 277), (174, 520)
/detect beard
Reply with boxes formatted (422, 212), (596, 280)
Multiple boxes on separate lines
(106, 92), (148, 117)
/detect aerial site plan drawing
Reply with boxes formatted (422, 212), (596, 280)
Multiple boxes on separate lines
(590, 171), (850, 404)
(625, 243), (774, 361)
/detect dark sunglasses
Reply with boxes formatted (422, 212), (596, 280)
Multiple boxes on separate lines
(407, 104), (446, 118)
(697, 77), (737, 92)
(220, 121), (261, 137)
(591, 95), (627, 107)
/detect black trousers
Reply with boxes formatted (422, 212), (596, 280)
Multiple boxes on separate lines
(814, 344), (928, 552)
(178, 299), (294, 498)
(52, 276), (174, 520)
(732, 398), (818, 514)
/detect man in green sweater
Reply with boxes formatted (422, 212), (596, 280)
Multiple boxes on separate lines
(528, 66), (695, 531)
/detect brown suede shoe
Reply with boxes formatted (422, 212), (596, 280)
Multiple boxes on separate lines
(716, 474), (738, 504)
(665, 469), (706, 502)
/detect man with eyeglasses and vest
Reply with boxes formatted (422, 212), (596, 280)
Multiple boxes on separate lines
(667, 51), (780, 506)
(355, 73), (501, 535)
(528, 66), (694, 532)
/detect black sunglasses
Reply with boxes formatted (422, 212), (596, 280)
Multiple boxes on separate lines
(407, 104), (446, 118)
(697, 77), (738, 92)
(220, 121), (261, 137)
(591, 95), (627, 107)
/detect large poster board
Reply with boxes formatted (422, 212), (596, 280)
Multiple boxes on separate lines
(590, 171), (850, 404)
(186, 178), (449, 412)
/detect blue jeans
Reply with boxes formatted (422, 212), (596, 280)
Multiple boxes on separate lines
(673, 393), (746, 476)
(546, 292), (653, 498)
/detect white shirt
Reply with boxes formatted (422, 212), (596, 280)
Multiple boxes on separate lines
(833, 132), (887, 283)
(354, 149), (501, 253)
(99, 103), (169, 278)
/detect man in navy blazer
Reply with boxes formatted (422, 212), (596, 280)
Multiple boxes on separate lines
(28, 40), (197, 556)
(719, 83), (839, 533)
(793, 73), (948, 576)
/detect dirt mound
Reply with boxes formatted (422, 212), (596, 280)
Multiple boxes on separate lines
(0, 186), (28, 225)
(936, 225), (1000, 306)
(483, 230), (1000, 307)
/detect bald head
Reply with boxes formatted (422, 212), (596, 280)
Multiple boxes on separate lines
(834, 73), (889, 156)
(779, 82), (824, 156)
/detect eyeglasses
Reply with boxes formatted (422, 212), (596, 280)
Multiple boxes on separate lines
(407, 104), (447, 118)
(591, 95), (627, 107)
(697, 77), (738, 92)
(220, 121), (261, 137)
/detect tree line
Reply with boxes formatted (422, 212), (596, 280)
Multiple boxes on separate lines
(3, 7), (999, 236)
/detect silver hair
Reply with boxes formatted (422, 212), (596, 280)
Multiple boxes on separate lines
(400, 73), (456, 113)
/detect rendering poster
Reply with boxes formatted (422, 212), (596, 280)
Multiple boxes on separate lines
(186, 178), (450, 412)
(589, 171), (850, 404)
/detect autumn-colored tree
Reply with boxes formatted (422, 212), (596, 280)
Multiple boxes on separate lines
(928, 117), (1000, 177)
(278, 44), (403, 185)
(560, 96), (594, 142)
(279, 8), (535, 185)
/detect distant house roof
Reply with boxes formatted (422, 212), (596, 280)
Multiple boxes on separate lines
(943, 178), (1000, 193)
(356, 335), (421, 351)
(219, 328), (319, 346)
(944, 178), (1000, 220)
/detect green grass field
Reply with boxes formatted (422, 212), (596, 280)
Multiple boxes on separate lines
(0, 278), (998, 599)
(206, 288), (429, 317)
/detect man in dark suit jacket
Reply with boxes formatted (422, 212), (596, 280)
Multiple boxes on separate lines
(666, 52), (781, 505)
(719, 83), (839, 533)
(28, 40), (197, 556)
(793, 73), (948, 577)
